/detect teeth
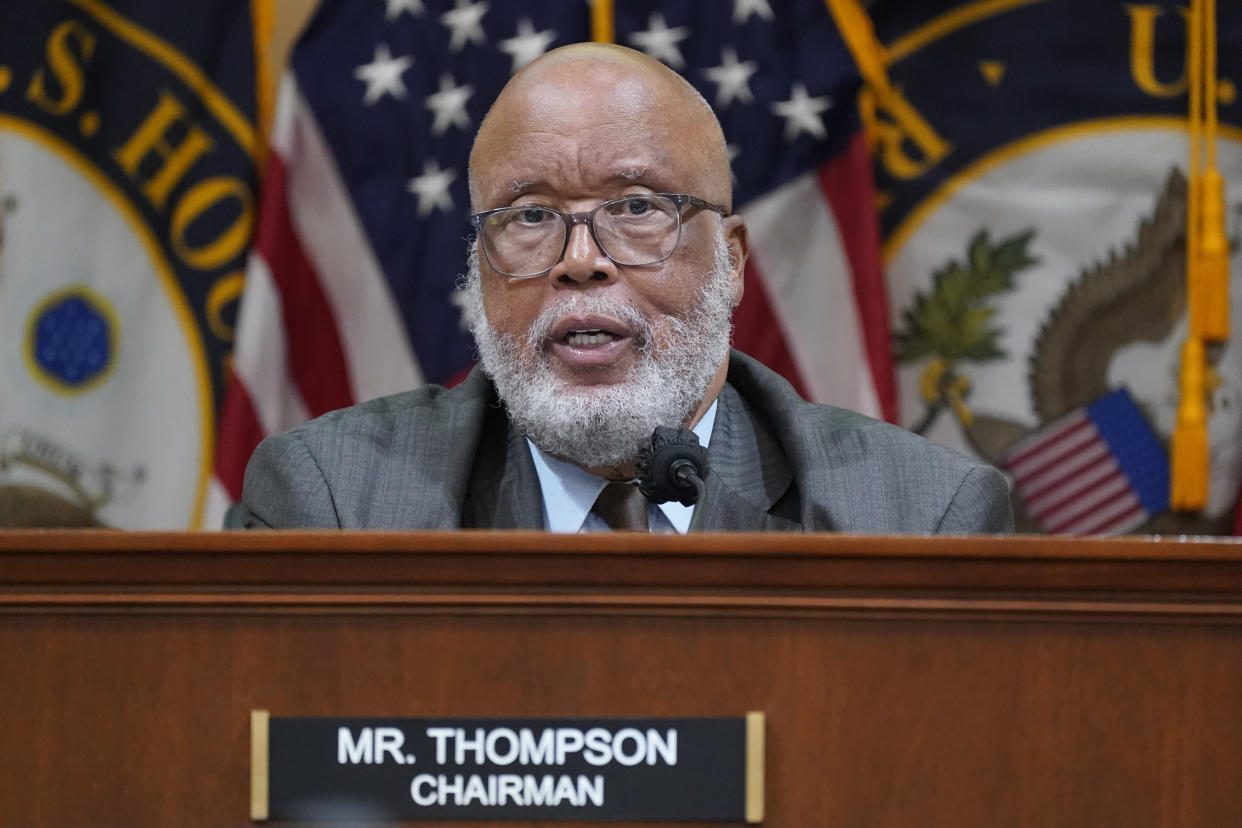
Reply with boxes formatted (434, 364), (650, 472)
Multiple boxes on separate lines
(565, 330), (615, 346)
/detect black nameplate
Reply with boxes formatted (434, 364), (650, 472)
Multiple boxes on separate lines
(251, 713), (763, 823)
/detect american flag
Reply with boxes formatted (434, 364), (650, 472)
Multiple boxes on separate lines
(209, 0), (895, 522)
(1004, 388), (1170, 535)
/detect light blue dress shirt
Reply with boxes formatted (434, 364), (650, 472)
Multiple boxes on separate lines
(527, 401), (717, 534)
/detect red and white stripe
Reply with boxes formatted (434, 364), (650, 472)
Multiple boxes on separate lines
(736, 132), (896, 421)
(1006, 410), (1148, 535)
(206, 75), (421, 526)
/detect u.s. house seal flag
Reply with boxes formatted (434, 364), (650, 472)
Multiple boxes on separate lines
(865, 0), (1242, 534)
(0, 2), (259, 528)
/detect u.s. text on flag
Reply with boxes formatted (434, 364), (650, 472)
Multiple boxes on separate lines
(211, 0), (893, 523)
(1004, 389), (1169, 535)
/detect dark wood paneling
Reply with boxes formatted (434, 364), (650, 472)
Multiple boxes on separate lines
(2, 532), (1241, 826)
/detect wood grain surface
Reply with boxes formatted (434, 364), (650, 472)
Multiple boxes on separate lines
(2, 531), (1241, 827)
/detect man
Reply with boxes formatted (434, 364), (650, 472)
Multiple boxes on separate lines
(239, 43), (1012, 533)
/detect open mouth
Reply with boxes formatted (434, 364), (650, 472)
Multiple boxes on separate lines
(563, 329), (620, 347)
(549, 314), (633, 348)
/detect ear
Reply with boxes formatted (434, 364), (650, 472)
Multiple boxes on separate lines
(721, 214), (749, 307)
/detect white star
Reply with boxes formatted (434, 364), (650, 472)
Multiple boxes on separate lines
(703, 47), (758, 108)
(424, 73), (474, 135)
(771, 83), (832, 141)
(440, 0), (488, 53)
(628, 13), (690, 69)
(733, 0), (774, 24)
(407, 160), (457, 217)
(447, 285), (476, 331)
(498, 18), (556, 74)
(354, 44), (414, 106)
(384, 0), (424, 21)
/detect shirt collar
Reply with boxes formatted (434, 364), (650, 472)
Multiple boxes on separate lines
(528, 400), (718, 534)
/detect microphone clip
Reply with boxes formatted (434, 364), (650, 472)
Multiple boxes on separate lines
(636, 426), (709, 506)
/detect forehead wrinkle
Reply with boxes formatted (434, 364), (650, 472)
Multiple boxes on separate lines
(486, 152), (666, 202)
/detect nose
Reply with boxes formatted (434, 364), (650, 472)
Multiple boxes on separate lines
(548, 220), (617, 285)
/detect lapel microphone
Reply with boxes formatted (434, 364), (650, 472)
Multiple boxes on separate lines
(636, 426), (709, 532)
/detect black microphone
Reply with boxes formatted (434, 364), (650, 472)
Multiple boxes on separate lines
(636, 426), (709, 532)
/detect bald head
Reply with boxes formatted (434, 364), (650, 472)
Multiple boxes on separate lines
(462, 44), (750, 475)
(468, 43), (732, 211)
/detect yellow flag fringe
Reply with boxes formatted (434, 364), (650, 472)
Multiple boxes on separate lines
(1172, 0), (1228, 510)
(1198, 0), (1229, 340)
(1172, 339), (1210, 509)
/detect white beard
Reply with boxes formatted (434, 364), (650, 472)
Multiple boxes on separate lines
(462, 229), (736, 469)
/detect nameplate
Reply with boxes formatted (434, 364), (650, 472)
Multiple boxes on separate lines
(251, 712), (764, 823)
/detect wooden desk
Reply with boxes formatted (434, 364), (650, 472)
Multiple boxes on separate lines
(2, 531), (1240, 826)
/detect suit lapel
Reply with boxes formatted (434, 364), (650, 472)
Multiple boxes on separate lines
(457, 356), (801, 532)
(460, 401), (545, 529)
(697, 474), (800, 531)
(694, 382), (800, 532)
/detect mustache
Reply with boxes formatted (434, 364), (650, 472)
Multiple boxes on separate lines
(524, 294), (654, 350)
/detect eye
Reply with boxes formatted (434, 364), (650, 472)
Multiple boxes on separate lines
(622, 197), (651, 216)
(606, 196), (660, 220)
(491, 206), (554, 231)
(627, 197), (652, 215)
(517, 206), (551, 224)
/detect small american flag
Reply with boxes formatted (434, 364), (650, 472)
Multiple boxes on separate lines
(210, 0), (894, 522)
(1004, 389), (1169, 535)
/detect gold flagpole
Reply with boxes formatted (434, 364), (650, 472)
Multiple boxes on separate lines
(250, 0), (274, 171)
(591, 0), (614, 44)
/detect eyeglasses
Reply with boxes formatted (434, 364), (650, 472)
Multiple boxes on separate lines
(470, 193), (728, 279)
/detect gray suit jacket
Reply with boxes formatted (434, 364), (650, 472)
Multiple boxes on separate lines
(239, 351), (1012, 532)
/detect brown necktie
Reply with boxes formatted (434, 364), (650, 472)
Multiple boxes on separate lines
(592, 482), (649, 532)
